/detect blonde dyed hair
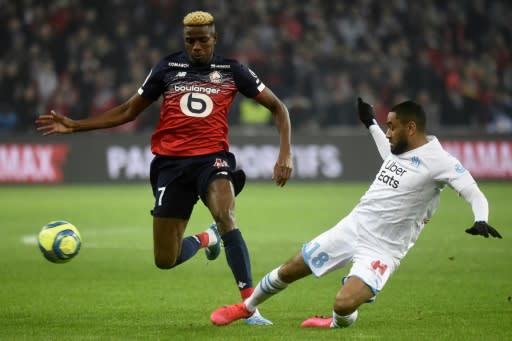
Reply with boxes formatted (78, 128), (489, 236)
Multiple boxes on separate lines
(183, 11), (215, 26)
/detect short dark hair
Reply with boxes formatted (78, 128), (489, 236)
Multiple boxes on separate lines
(390, 100), (426, 132)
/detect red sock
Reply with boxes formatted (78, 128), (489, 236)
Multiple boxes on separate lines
(196, 232), (209, 248)
(240, 287), (254, 300)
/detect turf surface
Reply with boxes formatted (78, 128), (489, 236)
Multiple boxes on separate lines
(1, 183), (511, 340)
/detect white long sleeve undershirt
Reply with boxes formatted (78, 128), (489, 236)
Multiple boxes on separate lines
(459, 183), (489, 222)
(369, 124), (390, 160)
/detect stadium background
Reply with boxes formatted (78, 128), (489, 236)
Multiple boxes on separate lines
(1, 3), (511, 340)
(0, 0), (511, 183)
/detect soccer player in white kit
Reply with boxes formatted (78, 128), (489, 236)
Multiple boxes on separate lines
(210, 98), (502, 328)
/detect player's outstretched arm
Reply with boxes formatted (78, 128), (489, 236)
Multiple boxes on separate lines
(255, 87), (293, 187)
(358, 97), (389, 160)
(35, 94), (152, 135)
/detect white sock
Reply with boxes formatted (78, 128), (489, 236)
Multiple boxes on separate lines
(244, 267), (288, 312)
(205, 226), (219, 247)
(331, 310), (358, 328)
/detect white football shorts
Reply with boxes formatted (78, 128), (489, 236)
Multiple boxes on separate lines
(301, 213), (400, 295)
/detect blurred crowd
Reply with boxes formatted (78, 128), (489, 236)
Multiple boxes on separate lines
(1, 0), (511, 134)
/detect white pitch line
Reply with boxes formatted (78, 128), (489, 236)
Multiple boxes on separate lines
(21, 226), (151, 250)
(76, 243), (150, 250)
(22, 235), (38, 245)
(80, 227), (147, 235)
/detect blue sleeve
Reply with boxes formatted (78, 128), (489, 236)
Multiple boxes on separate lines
(137, 61), (167, 101)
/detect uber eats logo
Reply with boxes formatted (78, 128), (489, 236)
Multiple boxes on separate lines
(377, 160), (407, 189)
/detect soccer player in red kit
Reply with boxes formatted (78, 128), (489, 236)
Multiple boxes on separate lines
(36, 11), (293, 324)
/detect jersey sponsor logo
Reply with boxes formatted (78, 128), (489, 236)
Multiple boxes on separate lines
(179, 93), (214, 117)
(371, 260), (388, 276)
(168, 62), (189, 68)
(378, 160), (408, 189)
(210, 64), (230, 69)
(174, 84), (220, 95)
(378, 170), (399, 188)
(209, 71), (222, 83)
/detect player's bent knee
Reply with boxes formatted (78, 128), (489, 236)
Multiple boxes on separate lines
(333, 296), (360, 315)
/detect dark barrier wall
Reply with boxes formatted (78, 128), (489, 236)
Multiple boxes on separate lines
(1, 133), (511, 184)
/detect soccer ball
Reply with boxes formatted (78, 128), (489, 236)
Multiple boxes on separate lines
(38, 221), (82, 263)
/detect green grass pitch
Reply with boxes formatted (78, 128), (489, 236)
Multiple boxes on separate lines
(1, 182), (511, 340)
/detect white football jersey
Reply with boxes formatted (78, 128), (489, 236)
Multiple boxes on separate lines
(353, 127), (476, 259)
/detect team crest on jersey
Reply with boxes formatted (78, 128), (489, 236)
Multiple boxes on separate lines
(213, 158), (229, 168)
(455, 163), (466, 173)
(411, 156), (421, 167)
(209, 71), (222, 83)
